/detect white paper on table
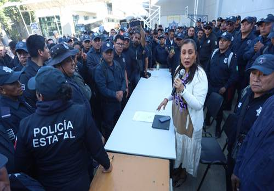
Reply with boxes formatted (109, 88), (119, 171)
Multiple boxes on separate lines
(133, 111), (155, 123)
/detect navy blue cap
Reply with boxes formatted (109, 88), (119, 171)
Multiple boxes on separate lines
(268, 24), (274, 39)
(92, 33), (101, 41)
(123, 33), (130, 40)
(0, 153), (8, 168)
(28, 66), (67, 100)
(82, 35), (91, 42)
(256, 18), (265, 25)
(226, 16), (236, 23)
(241, 16), (253, 24)
(176, 33), (184, 40)
(101, 42), (114, 52)
(236, 15), (241, 20)
(47, 43), (78, 66)
(15, 41), (28, 53)
(264, 14), (274, 23)
(247, 54), (274, 75)
(197, 18), (201, 22)
(217, 17), (223, 22)
(219, 32), (233, 41)
(0, 66), (22, 86)
(66, 37), (73, 43)
(204, 22), (213, 28)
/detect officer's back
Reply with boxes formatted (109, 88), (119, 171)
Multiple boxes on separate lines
(15, 67), (111, 191)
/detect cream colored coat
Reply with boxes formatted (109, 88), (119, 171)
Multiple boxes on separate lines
(173, 66), (208, 132)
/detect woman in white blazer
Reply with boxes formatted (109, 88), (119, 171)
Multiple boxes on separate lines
(157, 39), (208, 187)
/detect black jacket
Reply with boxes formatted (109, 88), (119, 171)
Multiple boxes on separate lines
(15, 100), (110, 191)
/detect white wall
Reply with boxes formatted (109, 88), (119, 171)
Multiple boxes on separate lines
(201, 0), (274, 21)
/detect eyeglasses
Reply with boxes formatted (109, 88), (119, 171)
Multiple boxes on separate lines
(115, 43), (124, 47)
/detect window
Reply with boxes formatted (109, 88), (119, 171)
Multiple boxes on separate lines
(107, 3), (112, 14)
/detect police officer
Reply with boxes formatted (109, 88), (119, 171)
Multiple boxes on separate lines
(86, 33), (103, 129)
(82, 34), (92, 53)
(194, 18), (202, 35)
(228, 54), (274, 191)
(205, 32), (238, 137)
(113, 35), (129, 107)
(165, 29), (175, 48)
(0, 66), (35, 172)
(129, 30), (147, 89)
(226, 16), (238, 41)
(235, 15), (241, 31)
(153, 34), (169, 68)
(122, 33), (135, 95)
(199, 22), (218, 69)
(168, 33), (184, 80)
(145, 37), (153, 69)
(243, 15), (273, 73)
(213, 17), (223, 37)
(186, 26), (200, 49)
(15, 66), (112, 191)
(261, 24), (274, 54)
(0, 45), (13, 69)
(95, 42), (126, 140)
(233, 16), (256, 100)
(86, 32), (102, 81)
(46, 43), (91, 110)
(19, 34), (50, 108)
(13, 42), (29, 72)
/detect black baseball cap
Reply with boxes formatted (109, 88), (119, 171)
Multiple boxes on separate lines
(82, 34), (91, 42)
(101, 42), (114, 52)
(176, 33), (184, 40)
(241, 16), (253, 24)
(226, 16), (236, 23)
(204, 22), (213, 29)
(247, 54), (274, 75)
(217, 17), (223, 22)
(236, 15), (241, 20)
(123, 33), (130, 40)
(0, 66), (22, 86)
(0, 153), (8, 168)
(92, 33), (101, 41)
(28, 66), (67, 100)
(197, 18), (201, 22)
(15, 41), (28, 53)
(219, 32), (233, 41)
(256, 18), (265, 26)
(264, 14), (274, 23)
(158, 34), (165, 39)
(46, 43), (78, 66)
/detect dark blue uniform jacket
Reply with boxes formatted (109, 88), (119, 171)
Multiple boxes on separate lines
(95, 59), (126, 102)
(234, 95), (274, 191)
(15, 100), (110, 191)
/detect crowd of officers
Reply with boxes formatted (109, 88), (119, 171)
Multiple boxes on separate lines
(0, 12), (273, 190)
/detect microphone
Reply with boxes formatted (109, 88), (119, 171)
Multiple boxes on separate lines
(171, 69), (185, 96)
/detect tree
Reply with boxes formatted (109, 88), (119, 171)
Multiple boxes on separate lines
(0, 0), (35, 41)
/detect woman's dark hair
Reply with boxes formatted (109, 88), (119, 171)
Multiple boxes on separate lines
(42, 83), (72, 101)
(174, 39), (200, 84)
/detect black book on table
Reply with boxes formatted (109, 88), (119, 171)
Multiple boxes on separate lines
(152, 115), (170, 130)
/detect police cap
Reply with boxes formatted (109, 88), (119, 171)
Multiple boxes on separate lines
(0, 66), (22, 86)
(247, 54), (274, 75)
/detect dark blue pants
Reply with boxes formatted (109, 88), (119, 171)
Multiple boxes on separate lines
(101, 101), (121, 140)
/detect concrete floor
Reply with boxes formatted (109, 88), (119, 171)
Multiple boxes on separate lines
(173, 110), (233, 191)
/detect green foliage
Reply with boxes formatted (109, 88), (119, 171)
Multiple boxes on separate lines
(0, 0), (35, 40)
